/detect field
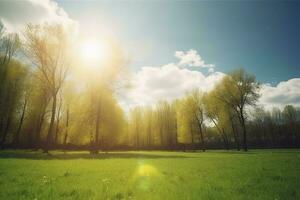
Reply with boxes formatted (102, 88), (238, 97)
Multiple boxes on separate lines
(0, 150), (299, 200)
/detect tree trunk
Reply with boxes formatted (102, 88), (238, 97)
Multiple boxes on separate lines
(34, 110), (45, 149)
(147, 124), (151, 147)
(230, 116), (240, 151)
(63, 107), (69, 146)
(54, 99), (62, 144)
(14, 97), (27, 146)
(94, 102), (101, 153)
(222, 128), (229, 150)
(210, 118), (229, 150)
(198, 122), (205, 152)
(190, 123), (194, 144)
(0, 115), (4, 143)
(159, 123), (163, 147)
(240, 112), (248, 151)
(136, 124), (140, 149)
(44, 94), (57, 153)
(0, 100), (4, 137)
(174, 119), (178, 147)
(1, 115), (11, 149)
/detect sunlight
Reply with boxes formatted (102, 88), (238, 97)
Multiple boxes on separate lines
(138, 164), (158, 177)
(128, 163), (160, 191)
(80, 39), (111, 67)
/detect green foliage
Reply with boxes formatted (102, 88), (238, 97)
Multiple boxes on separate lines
(0, 59), (29, 145)
(177, 90), (205, 144)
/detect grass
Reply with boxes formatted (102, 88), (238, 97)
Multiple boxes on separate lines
(0, 149), (299, 200)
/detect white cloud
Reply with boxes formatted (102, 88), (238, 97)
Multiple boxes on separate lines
(208, 67), (215, 73)
(120, 51), (300, 111)
(0, 0), (78, 32)
(118, 50), (221, 110)
(120, 62), (225, 109)
(259, 78), (300, 110)
(175, 49), (215, 68)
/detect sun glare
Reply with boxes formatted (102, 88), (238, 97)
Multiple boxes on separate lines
(81, 39), (111, 67)
(138, 164), (158, 177)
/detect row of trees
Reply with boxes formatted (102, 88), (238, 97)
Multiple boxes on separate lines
(1, 21), (299, 152)
(249, 105), (300, 148)
(128, 70), (261, 151)
(128, 89), (300, 152)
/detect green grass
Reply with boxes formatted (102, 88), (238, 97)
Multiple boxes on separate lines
(0, 150), (299, 200)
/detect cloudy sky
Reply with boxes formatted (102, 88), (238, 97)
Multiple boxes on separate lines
(0, 0), (299, 110)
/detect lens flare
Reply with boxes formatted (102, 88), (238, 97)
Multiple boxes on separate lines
(138, 164), (158, 177)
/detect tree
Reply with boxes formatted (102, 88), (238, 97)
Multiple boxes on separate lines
(31, 84), (51, 148)
(227, 106), (240, 150)
(283, 105), (297, 144)
(177, 98), (195, 145)
(204, 91), (230, 150)
(13, 77), (32, 146)
(189, 90), (206, 151)
(23, 23), (71, 152)
(54, 94), (63, 144)
(212, 69), (260, 151)
(0, 22), (21, 148)
(0, 60), (28, 148)
(144, 107), (154, 147)
(178, 90), (206, 150)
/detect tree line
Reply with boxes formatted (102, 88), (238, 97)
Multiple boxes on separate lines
(1, 21), (299, 153)
(128, 87), (300, 151)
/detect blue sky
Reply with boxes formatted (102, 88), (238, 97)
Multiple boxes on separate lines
(59, 0), (300, 85)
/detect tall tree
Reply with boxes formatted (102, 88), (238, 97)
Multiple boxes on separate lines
(204, 92), (230, 150)
(213, 69), (260, 151)
(23, 23), (71, 152)
(0, 60), (28, 148)
(189, 90), (206, 151)
(0, 22), (21, 147)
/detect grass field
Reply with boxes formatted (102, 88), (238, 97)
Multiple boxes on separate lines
(0, 150), (299, 200)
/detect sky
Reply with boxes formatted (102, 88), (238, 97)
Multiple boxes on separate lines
(0, 0), (299, 110)
(59, 1), (300, 84)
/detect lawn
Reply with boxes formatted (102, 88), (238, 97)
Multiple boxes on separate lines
(0, 150), (299, 200)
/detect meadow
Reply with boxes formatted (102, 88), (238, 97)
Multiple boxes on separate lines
(0, 150), (299, 200)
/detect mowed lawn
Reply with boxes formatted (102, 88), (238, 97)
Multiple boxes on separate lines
(0, 150), (299, 200)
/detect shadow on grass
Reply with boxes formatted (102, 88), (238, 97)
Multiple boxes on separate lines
(0, 151), (191, 160)
(208, 150), (258, 154)
(203, 149), (300, 154)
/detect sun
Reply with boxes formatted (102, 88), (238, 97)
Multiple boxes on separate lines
(80, 39), (111, 67)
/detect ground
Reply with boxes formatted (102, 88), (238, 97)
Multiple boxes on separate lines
(0, 150), (299, 200)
